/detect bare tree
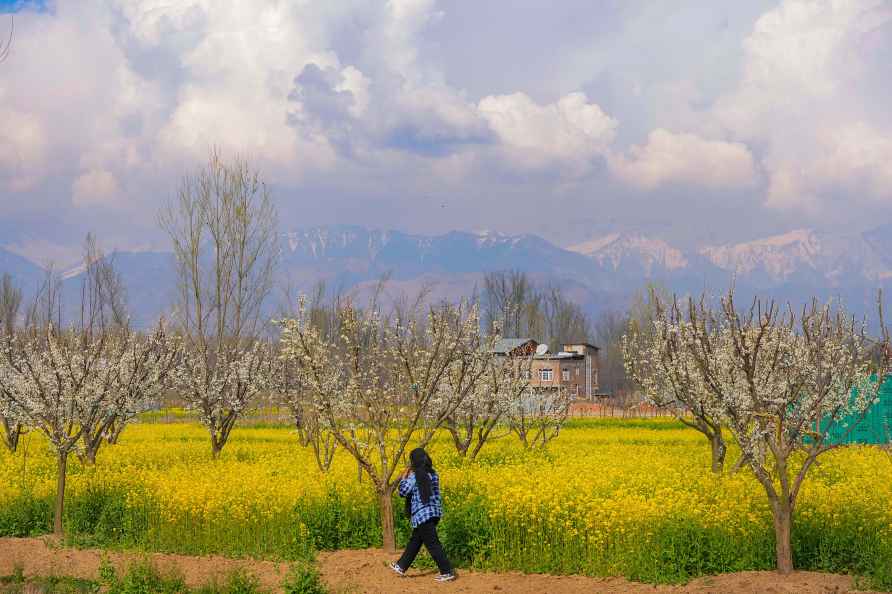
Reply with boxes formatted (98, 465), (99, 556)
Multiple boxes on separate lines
(0, 15), (12, 64)
(540, 285), (592, 352)
(0, 273), (22, 337)
(674, 288), (887, 574)
(483, 271), (540, 338)
(25, 266), (64, 331)
(80, 233), (129, 331)
(159, 149), (279, 458)
(278, 297), (482, 552)
(483, 271), (593, 351)
(593, 308), (632, 396)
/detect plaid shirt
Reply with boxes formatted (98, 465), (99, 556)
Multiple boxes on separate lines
(398, 471), (444, 528)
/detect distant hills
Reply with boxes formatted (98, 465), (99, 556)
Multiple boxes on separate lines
(4, 223), (892, 328)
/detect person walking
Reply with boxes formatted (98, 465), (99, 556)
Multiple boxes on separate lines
(390, 447), (456, 582)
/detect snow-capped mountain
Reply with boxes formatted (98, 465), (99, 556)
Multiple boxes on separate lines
(568, 233), (689, 274)
(699, 229), (892, 287)
(281, 225), (600, 286)
(5, 224), (892, 328)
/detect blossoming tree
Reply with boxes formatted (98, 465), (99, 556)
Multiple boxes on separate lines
(79, 325), (180, 462)
(623, 293), (730, 472)
(271, 340), (338, 472)
(508, 383), (573, 449)
(278, 298), (482, 552)
(445, 347), (532, 460)
(0, 273), (24, 452)
(0, 372), (25, 453)
(667, 288), (887, 574)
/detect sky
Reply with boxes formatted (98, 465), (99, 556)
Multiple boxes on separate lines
(0, 0), (891, 266)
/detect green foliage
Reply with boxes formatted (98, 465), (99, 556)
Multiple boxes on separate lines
(98, 562), (268, 594)
(65, 487), (144, 548)
(192, 569), (264, 594)
(0, 572), (98, 593)
(281, 562), (327, 594)
(99, 560), (188, 594)
(296, 487), (378, 551)
(0, 493), (51, 537)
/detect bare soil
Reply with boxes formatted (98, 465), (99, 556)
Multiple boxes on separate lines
(0, 538), (882, 594)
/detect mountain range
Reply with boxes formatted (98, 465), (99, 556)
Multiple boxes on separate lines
(3, 224), (892, 328)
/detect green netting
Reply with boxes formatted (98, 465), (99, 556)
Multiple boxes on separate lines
(822, 375), (892, 445)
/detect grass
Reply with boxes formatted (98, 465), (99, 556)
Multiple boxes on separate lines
(0, 565), (97, 593)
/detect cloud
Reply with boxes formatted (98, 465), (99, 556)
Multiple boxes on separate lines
(0, 108), (47, 192)
(1, 0), (891, 258)
(478, 92), (617, 175)
(71, 169), (120, 208)
(609, 129), (756, 190)
(714, 0), (892, 209)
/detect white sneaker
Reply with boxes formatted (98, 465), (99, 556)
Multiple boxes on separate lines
(390, 562), (406, 577)
(434, 573), (456, 582)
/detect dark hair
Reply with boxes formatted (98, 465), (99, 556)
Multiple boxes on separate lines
(404, 447), (434, 517)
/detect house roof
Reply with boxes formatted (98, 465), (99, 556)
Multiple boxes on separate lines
(492, 338), (537, 354)
(536, 352), (584, 360)
(564, 342), (601, 351)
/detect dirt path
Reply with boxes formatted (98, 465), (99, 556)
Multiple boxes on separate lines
(0, 538), (881, 594)
(0, 537), (291, 592)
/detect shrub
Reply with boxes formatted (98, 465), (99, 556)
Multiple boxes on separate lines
(99, 559), (188, 594)
(282, 562), (327, 594)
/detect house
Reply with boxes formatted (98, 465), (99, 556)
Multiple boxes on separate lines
(492, 338), (600, 400)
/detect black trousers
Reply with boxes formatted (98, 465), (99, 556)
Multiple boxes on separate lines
(396, 517), (453, 574)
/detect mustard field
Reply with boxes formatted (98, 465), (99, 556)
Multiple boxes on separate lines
(1, 418), (891, 584)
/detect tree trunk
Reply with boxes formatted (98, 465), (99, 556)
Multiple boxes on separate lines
(709, 432), (727, 473)
(210, 427), (226, 459)
(731, 453), (751, 473)
(469, 434), (487, 461)
(107, 420), (126, 445)
(379, 489), (396, 553)
(772, 499), (794, 574)
(54, 450), (68, 537)
(81, 435), (100, 465)
(2, 418), (21, 453)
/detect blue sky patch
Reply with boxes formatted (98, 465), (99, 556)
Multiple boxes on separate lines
(0, 0), (49, 14)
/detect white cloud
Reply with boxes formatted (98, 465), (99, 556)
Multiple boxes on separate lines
(72, 169), (120, 208)
(714, 0), (892, 209)
(478, 92), (617, 174)
(609, 129), (756, 190)
(0, 109), (48, 192)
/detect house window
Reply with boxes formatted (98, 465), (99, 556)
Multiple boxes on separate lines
(539, 368), (553, 382)
(562, 369), (570, 381)
(576, 368), (580, 376)
(521, 369), (531, 380)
